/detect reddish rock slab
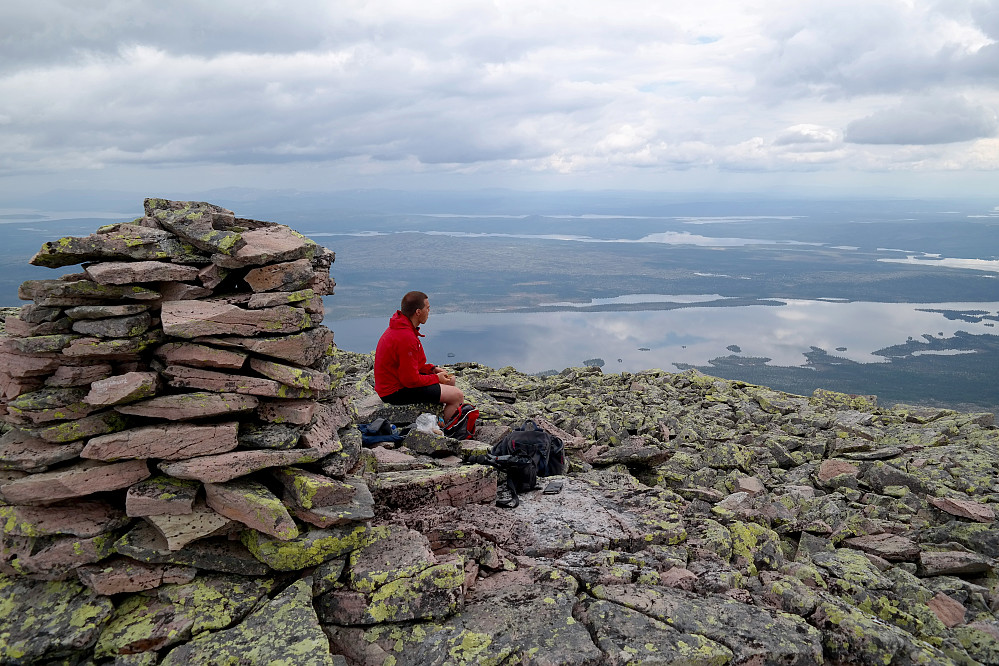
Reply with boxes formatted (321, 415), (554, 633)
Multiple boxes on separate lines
(660, 567), (699, 591)
(0, 372), (45, 400)
(817, 459), (860, 482)
(736, 477), (766, 496)
(248, 357), (331, 392)
(256, 398), (316, 425)
(929, 497), (996, 523)
(0, 459), (150, 503)
(0, 429), (85, 472)
(115, 392), (259, 420)
(162, 365), (315, 399)
(64, 304), (151, 320)
(213, 225), (315, 268)
(204, 479), (298, 540)
(77, 557), (197, 595)
(3, 314), (72, 337)
(28, 409), (131, 443)
(920, 550), (993, 576)
(44, 363), (113, 387)
(126, 476), (200, 517)
(927, 592), (966, 628)
(157, 281), (213, 302)
(300, 403), (347, 456)
(154, 342), (247, 369)
(144, 501), (233, 551)
(243, 258), (315, 293)
(161, 300), (313, 338)
(843, 533), (921, 562)
(82, 422), (239, 461)
(197, 263), (228, 289)
(371, 465), (498, 512)
(0, 499), (130, 538)
(71, 312), (152, 338)
(195, 325), (333, 366)
(84, 371), (161, 406)
(158, 448), (325, 483)
(84, 260), (201, 285)
(246, 288), (315, 309)
(4, 530), (120, 579)
(0, 350), (62, 377)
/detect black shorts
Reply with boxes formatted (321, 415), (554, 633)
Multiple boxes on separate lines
(381, 383), (441, 406)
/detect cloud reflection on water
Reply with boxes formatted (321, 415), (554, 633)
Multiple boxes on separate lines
(332, 298), (999, 374)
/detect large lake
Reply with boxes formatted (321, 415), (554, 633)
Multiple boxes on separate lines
(330, 296), (998, 373)
(2, 193), (997, 412)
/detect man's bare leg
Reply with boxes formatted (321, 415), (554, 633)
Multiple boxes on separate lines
(440, 384), (464, 421)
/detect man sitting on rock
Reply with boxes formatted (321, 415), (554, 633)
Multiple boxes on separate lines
(374, 290), (466, 427)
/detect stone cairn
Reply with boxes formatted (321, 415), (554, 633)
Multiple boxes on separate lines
(0, 198), (374, 590)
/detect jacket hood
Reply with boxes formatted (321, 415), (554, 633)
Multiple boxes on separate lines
(389, 310), (423, 336)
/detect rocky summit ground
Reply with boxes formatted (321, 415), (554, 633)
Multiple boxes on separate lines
(2, 320), (999, 664)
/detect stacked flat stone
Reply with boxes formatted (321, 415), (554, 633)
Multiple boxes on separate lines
(0, 198), (373, 590)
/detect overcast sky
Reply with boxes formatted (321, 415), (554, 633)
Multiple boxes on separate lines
(1, 0), (997, 200)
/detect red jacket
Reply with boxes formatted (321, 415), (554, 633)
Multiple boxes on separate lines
(374, 311), (438, 397)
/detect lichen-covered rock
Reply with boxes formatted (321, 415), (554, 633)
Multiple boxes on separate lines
(325, 566), (603, 666)
(575, 597), (734, 665)
(590, 583), (824, 665)
(241, 523), (375, 571)
(0, 574), (113, 663)
(95, 573), (275, 658)
(160, 579), (337, 665)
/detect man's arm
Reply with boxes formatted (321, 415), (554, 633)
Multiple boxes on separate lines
(397, 347), (439, 388)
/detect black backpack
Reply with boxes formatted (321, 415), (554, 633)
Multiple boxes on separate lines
(488, 420), (565, 507)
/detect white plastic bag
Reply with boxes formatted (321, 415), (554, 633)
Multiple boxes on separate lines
(414, 413), (443, 436)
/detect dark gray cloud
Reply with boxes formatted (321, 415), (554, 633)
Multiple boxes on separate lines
(845, 96), (998, 144)
(0, 1), (996, 195)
